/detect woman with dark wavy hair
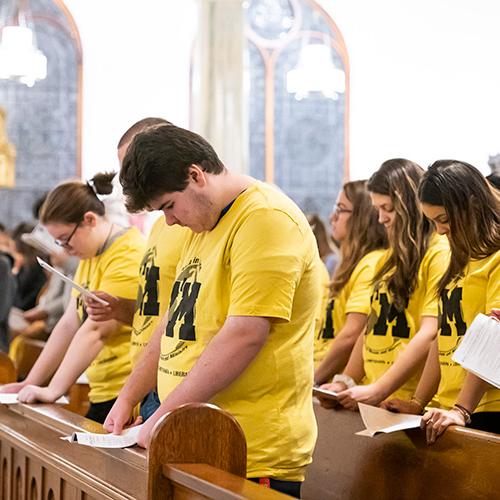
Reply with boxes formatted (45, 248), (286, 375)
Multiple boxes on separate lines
(314, 180), (387, 385)
(321, 159), (449, 410)
(418, 160), (500, 441)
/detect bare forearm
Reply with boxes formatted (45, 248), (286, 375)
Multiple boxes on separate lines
(315, 332), (359, 384)
(456, 373), (491, 412)
(115, 298), (137, 324)
(25, 319), (76, 385)
(375, 318), (437, 399)
(48, 329), (104, 396)
(343, 334), (366, 382)
(413, 338), (440, 406)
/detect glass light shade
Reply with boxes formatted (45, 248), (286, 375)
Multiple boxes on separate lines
(0, 26), (47, 86)
(287, 43), (345, 100)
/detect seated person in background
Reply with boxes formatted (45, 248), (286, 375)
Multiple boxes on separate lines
(417, 161), (500, 440)
(102, 124), (321, 498)
(320, 159), (449, 410)
(307, 213), (338, 277)
(86, 117), (190, 421)
(0, 173), (145, 424)
(314, 180), (387, 384)
(11, 223), (47, 311)
(0, 242), (17, 352)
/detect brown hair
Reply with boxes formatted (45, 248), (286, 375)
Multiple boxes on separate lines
(307, 213), (334, 260)
(40, 172), (115, 224)
(419, 160), (500, 294)
(368, 159), (432, 310)
(120, 124), (225, 212)
(330, 180), (388, 297)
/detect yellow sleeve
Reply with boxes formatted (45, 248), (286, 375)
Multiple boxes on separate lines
(486, 253), (500, 311)
(228, 208), (310, 321)
(99, 246), (142, 300)
(344, 253), (378, 315)
(420, 245), (450, 317)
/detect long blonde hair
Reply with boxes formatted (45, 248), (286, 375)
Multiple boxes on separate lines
(330, 180), (388, 297)
(368, 159), (432, 311)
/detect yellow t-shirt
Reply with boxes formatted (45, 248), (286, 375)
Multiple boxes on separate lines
(437, 250), (500, 411)
(313, 261), (332, 366)
(363, 234), (450, 400)
(130, 218), (188, 365)
(73, 227), (145, 403)
(314, 249), (384, 365)
(157, 182), (321, 481)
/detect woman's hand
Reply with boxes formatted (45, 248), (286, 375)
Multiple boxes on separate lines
(490, 308), (500, 321)
(17, 385), (61, 404)
(316, 382), (347, 409)
(336, 383), (385, 408)
(421, 407), (465, 444)
(84, 292), (118, 322)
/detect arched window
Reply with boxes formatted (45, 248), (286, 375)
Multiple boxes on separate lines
(244, 0), (348, 221)
(0, 0), (82, 226)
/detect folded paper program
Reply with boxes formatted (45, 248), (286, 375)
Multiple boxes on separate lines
(61, 425), (143, 448)
(356, 402), (422, 437)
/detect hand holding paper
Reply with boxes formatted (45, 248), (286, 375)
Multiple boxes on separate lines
(36, 257), (109, 306)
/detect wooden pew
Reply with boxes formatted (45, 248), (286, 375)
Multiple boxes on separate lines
(0, 402), (289, 499)
(0, 352), (16, 384)
(10, 336), (45, 380)
(303, 401), (500, 500)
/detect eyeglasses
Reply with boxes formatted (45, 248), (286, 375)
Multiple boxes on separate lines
(54, 221), (81, 249)
(332, 205), (353, 217)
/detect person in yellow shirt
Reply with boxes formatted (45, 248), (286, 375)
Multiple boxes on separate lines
(418, 160), (500, 440)
(0, 173), (145, 424)
(314, 180), (387, 384)
(85, 118), (190, 421)
(322, 159), (449, 409)
(102, 124), (322, 498)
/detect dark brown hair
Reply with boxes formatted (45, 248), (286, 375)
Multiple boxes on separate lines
(419, 160), (500, 294)
(330, 180), (388, 297)
(368, 159), (431, 310)
(40, 172), (115, 224)
(120, 124), (225, 212)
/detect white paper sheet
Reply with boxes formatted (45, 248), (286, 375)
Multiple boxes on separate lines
(36, 257), (109, 305)
(0, 393), (69, 405)
(313, 387), (339, 399)
(61, 425), (143, 448)
(357, 402), (422, 437)
(452, 313), (500, 389)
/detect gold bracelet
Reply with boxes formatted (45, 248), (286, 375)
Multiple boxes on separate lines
(410, 395), (425, 413)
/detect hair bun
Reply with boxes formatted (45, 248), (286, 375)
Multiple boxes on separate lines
(91, 172), (116, 196)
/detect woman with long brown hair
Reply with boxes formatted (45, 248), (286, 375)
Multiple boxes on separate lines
(0, 173), (145, 424)
(418, 160), (500, 440)
(314, 180), (387, 384)
(320, 159), (449, 408)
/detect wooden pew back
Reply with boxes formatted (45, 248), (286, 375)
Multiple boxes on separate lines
(0, 402), (289, 499)
(303, 402), (500, 500)
(0, 351), (16, 383)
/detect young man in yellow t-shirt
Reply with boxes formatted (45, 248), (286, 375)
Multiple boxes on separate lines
(103, 124), (322, 498)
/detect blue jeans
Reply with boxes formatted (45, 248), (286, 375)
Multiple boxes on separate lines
(140, 389), (161, 420)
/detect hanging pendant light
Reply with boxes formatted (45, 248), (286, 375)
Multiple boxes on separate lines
(0, 0), (47, 87)
(287, 37), (345, 101)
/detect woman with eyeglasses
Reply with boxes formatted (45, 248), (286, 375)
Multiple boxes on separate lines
(417, 160), (500, 441)
(0, 173), (145, 424)
(321, 159), (449, 410)
(314, 180), (387, 385)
